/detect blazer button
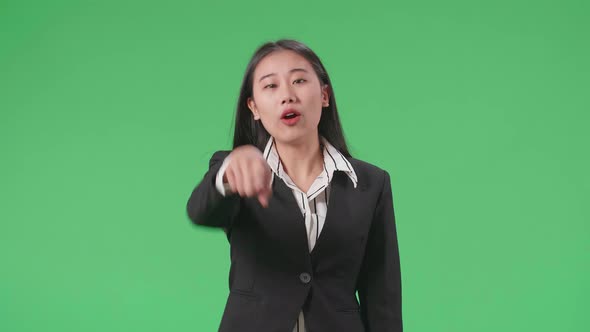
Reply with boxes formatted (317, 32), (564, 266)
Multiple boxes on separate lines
(299, 272), (311, 284)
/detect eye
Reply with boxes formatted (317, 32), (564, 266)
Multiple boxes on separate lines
(264, 83), (277, 89)
(293, 78), (306, 84)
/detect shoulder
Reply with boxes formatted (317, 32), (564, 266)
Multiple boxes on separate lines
(348, 157), (385, 174)
(348, 157), (390, 191)
(209, 150), (232, 168)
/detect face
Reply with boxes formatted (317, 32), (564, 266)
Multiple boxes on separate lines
(247, 50), (330, 145)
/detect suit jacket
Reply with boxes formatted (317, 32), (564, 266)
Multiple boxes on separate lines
(186, 150), (402, 332)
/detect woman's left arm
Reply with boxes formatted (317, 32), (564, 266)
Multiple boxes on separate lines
(357, 170), (403, 332)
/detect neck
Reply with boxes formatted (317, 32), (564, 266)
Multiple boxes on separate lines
(274, 134), (323, 181)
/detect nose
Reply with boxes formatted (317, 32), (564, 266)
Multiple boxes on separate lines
(279, 84), (296, 105)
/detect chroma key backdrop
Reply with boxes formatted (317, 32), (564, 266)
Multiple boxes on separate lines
(1, 0), (588, 331)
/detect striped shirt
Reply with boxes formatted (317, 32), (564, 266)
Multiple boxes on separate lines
(215, 135), (358, 332)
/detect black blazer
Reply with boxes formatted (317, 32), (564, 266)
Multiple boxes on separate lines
(186, 150), (402, 332)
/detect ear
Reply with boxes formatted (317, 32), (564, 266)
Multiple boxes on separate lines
(247, 97), (260, 120)
(321, 84), (330, 107)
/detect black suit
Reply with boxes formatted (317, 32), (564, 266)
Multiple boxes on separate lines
(186, 150), (402, 332)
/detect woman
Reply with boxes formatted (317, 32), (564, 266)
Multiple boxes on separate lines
(186, 39), (402, 332)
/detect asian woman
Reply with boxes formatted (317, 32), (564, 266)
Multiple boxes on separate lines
(186, 39), (402, 332)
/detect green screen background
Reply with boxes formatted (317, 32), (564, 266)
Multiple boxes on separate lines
(1, 0), (588, 331)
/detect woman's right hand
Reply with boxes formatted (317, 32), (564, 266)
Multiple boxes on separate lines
(223, 145), (273, 207)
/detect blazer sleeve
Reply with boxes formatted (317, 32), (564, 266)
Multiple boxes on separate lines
(186, 150), (241, 230)
(357, 170), (403, 332)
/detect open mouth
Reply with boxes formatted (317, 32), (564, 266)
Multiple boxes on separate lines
(280, 110), (301, 125)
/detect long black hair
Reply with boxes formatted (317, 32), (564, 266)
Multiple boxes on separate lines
(232, 39), (351, 158)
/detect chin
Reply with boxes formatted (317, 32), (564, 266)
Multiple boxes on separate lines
(273, 130), (317, 145)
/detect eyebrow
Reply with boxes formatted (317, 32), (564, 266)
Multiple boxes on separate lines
(258, 68), (309, 82)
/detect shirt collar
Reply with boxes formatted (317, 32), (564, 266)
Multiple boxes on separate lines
(262, 136), (358, 188)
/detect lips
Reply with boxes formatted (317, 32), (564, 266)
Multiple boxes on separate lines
(281, 109), (301, 119)
(280, 109), (301, 126)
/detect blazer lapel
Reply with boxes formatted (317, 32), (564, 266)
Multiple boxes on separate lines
(310, 171), (356, 261)
(264, 172), (364, 265)
(270, 174), (312, 260)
